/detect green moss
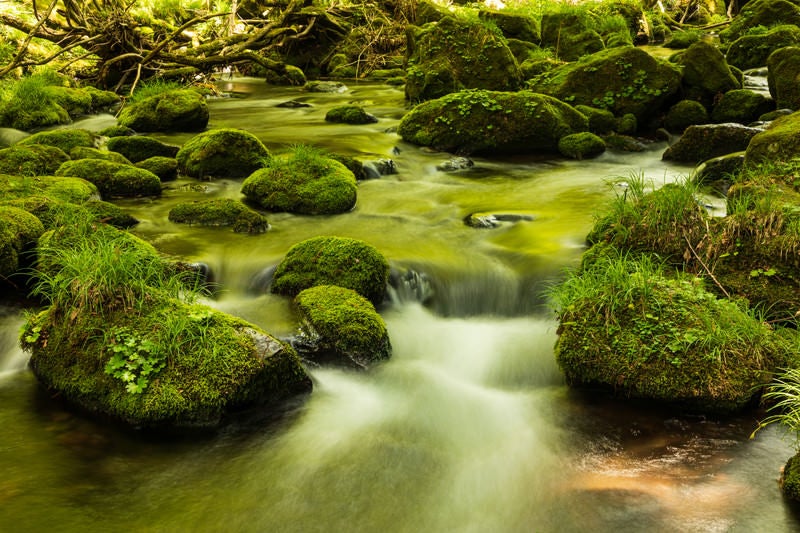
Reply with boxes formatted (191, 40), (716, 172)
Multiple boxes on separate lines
(117, 89), (209, 132)
(719, 0), (800, 43)
(0, 205), (45, 278)
(135, 156), (178, 181)
(398, 89), (588, 155)
(744, 111), (800, 165)
(55, 159), (162, 198)
(44, 86), (93, 116)
(295, 285), (391, 367)
(17, 129), (98, 154)
(574, 105), (617, 134)
(176, 128), (270, 179)
(0, 70), (71, 130)
(540, 11), (604, 61)
(84, 86), (121, 109)
(726, 24), (800, 70)
(663, 29), (702, 49)
(782, 453), (800, 501)
(271, 235), (389, 306)
(241, 145), (357, 215)
(767, 46), (800, 110)
(265, 65), (307, 86)
(98, 125), (136, 137)
(0, 144), (70, 176)
(558, 132), (606, 159)
(664, 100), (709, 133)
(105, 135), (179, 163)
(69, 146), (132, 164)
(0, 173), (98, 204)
(325, 105), (378, 124)
(711, 89), (774, 124)
(168, 199), (268, 234)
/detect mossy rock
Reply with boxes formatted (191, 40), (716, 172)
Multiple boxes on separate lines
(0, 144), (70, 176)
(0, 205), (46, 279)
(671, 41), (740, 106)
(553, 252), (787, 413)
(726, 25), (800, 70)
(168, 199), (268, 234)
(84, 86), (121, 109)
(55, 159), (162, 198)
(44, 86), (93, 117)
(135, 156), (178, 181)
(767, 46), (800, 110)
(69, 146), (131, 164)
(662, 123), (763, 163)
(264, 65), (307, 86)
(241, 146), (357, 215)
(691, 151), (745, 190)
(98, 125), (136, 137)
(106, 135), (180, 163)
(0, 173), (98, 205)
(780, 453), (800, 501)
(325, 105), (378, 124)
(176, 128), (270, 179)
(575, 105), (617, 134)
(744, 111), (800, 164)
(0, 97), (70, 131)
(528, 46), (682, 126)
(663, 30), (702, 49)
(711, 89), (775, 124)
(504, 39), (541, 63)
(405, 16), (522, 101)
(519, 57), (562, 80)
(294, 285), (391, 368)
(664, 100), (709, 133)
(17, 129), (98, 154)
(82, 199), (139, 229)
(117, 89), (209, 132)
(478, 9), (540, 44)
(558, 132), (606, 159)
(271, 236), (390, 306)
(398, 89), (589, 155)
(540, 12), (605, 62)
(719, 0), (800, 43)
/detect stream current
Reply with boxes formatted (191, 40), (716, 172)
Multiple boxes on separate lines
(0, 78), (799, 532)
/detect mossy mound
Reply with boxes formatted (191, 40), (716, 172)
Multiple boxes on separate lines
(726, 25), (800, 70)
(20, 221), (311, 430)
(528, 46), (681, 126)
(17, 129), (98, 154)
(405, 16), (522, 101)
(478, 9), (540, 44)
(719, 0), (800, 43)
(271, 236), (389, 306)
(117, 89), (209, 132)
(540, 12), (604, 62)
(0, 173), (98, 205)
(265, 65), (307, 86)
(55, 159), (162, 198)
(558, 132), (606, 160)
(575, 105), (617, 134)
(711, 89), (774, 124)
(552, 252), (786, 413)
(0, 205), (46, 279)
(324, 105), (378, 124)
(168, 199), (268, 234)
(744, 111), (800, 165)
(176, 128), (270, 179)
(44, 86), (93, 117)
(135, 156), (178, 181)
(664, 100), (709, 133)
(241, 146), (357, 215)
(397, 89), (588, 155)
(671, 41), (740, 106)
(69, 146), (131, 164)
(98, 125), (136, 137)
(294, 285), (391, 368)
(82, 199), (139, 229)
(780, 453), (800, 502)
(106, 135), (180, 163)
(0, 144), (70, 176)
(663, 30), (702, 49)
(767, 46), (800, 110)
(662, 123), (763, 164)
(84, 86), (121, 109)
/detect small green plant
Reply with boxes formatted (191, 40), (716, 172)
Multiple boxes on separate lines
(128, 78), (185, 103)
(752, 367), (800, 445)
(104, 327), (164, 394)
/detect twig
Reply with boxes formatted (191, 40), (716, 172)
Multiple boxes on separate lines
(683, 233), (730, 298)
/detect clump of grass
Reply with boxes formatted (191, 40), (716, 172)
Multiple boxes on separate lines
(752, 365), (800, 445)
(0, 69), (70, 130)
(128, 78), (186, 103)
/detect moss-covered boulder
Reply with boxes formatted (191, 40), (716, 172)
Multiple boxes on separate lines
(671, 41), (740, 106)
(98, 125), (136, 137)
(405, 16), (522, 101)
(117, 89), (209, 132)
(744, 111), (800, 164)
(241, 146), (357, 215)
(44, 86), (93, 117)
(176, 128), (270, 179)
(780, 452), (800, 502)
(662, 123), (763, 163)
(271, 236), (389, 306)
(84, 86), (121, 110)
(294, 285), (391, 368)
(558, 132), (606, 159)
(135, 156), (178, 181)
(711, 89), (774, 124)
(82, 199), (139, 229)
(551, 252), (787, 413)
(0, 73), (72, 131)
(767, 46), (800, 110)
(106, 135), (180, 163)
(479, 9), (540, 44)
(168, 199), (268, 234)
(20, 222), (311, 430)
(527, 46), (681, 126)
(55, 159), (162, 198)
(719, 0), (800, 44)
(0, 205), (45, 279)
(540, 12), (604, 62)
(575, 105), (617, 134)
(324, 105), (378, 124)
(726, 25), (800, 70)
(398, 89), (588, 155)
(663, 99), (709, 133)
(17, 129), (98, 154)
(0, 144), (70, 176)
(69, 146), (131, 164)
(264, 65), (307, 86)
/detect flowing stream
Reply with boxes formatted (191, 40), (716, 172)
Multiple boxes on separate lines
(1, 79), (799, 532)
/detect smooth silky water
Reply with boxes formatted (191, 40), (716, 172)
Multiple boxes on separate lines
(1, 79), (799, 532)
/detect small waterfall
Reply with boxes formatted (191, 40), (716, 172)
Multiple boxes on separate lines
(0, 312), (28, 378)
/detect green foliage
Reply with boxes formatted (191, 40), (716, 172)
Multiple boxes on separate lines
(0, 70), (72, 130)
(104, 327), (164, 394)
(128, 79), (186, 103)
(752, 366), (800, 445)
